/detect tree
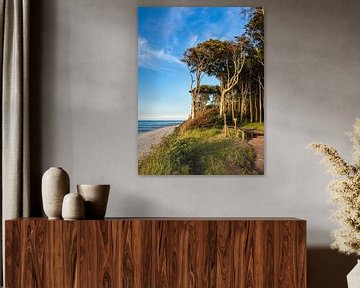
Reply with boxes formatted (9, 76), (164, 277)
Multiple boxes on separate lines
(237, 7), (264, 124)
(244, 7), (264, 66)
(246, 8), (264, 123)
(190, 84), (220, 112)
(181, 45), (209, 119)
(199, 39), (246, 117)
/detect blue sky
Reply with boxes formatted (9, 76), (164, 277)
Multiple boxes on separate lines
(138, 7), (247, 120)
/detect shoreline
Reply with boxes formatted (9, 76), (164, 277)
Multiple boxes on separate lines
(138, 125), (178, 157)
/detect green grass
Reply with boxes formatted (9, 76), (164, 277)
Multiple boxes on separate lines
(240, 122), (264, 131)
(138, 128), (259, 175)
(179, 128), (222, 139)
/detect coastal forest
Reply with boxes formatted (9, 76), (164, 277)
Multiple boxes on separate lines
(182, 7), (264, 129)
(139, 7), (264, 175)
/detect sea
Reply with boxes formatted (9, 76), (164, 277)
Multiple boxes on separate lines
(138, 120), (183, 134)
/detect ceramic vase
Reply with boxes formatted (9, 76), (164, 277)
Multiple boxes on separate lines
(347, 260), (360, 288)
(77, 184), (110, 219)
(42, 167), (70, 219)
(62, 192), (85, 220)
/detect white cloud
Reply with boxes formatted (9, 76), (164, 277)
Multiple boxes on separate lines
(138, 36), (182, 70)
(187, 35), (198, 48)
(198, 8), (244, 42)
(162, 7), (193, 38)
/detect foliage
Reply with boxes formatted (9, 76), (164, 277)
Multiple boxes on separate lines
(179, 108), (224, 132)
(308, 118), (360, 255)
(139, 128), (258, 175)
(181, 44), (209, 74)
(190, 84), (220, 96)
(181, 43), (214, 119)
(244, 7), (264, 66)
(198, 39), (244, 82)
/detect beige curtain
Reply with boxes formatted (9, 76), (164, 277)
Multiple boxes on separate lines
(0, 0), (30, 284)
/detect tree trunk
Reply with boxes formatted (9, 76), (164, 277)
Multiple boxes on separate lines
(255, 94), (258, 123)
(223, 113), (228, 137)
(231, 93), (235, 122)
(248, 79), (252, 123)
(249, 94), (253, 123)
(191, 93), (196, 119)
(220, 90), (226, 116)
(259, 80), (262, 123)
(240, 97), (243, 124)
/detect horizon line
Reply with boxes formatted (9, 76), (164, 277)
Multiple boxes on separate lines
(138, 119), (186, 121)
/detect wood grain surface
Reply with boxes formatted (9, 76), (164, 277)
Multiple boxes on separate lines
(5, 218), (306, 287)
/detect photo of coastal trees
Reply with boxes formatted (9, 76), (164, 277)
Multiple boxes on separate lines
(138, 7), (264, 175)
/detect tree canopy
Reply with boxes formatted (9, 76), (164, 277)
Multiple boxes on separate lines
(182, 7), (264, 128)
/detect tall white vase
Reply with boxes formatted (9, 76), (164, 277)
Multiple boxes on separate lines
(42, 167), (70, 219)
(347, 260), (360, 288)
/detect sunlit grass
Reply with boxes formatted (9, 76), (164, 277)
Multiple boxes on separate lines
(138, 128), (258, 175)
(179, 128), (222, 139)
(240, 122), (264, 131)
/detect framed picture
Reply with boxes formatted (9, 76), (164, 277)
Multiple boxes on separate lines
(138, 7), (264, 175)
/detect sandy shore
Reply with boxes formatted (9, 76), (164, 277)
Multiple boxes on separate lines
(138, 125), (178, 157)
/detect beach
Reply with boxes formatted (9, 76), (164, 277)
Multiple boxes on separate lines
(138, 125), (178, 157)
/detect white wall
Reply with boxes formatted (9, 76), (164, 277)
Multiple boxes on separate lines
(31, 0), (360, 249)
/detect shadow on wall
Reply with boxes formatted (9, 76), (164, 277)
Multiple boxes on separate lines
(110, 192), (182, 217)
(29, 0), (46, 216)
(308, 248), (357, 288)
(29, 0), (72, 216)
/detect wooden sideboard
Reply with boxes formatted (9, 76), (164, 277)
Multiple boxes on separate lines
(5, 218), (306, 287)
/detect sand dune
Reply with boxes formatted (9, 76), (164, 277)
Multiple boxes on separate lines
(138, 125), (177, 157)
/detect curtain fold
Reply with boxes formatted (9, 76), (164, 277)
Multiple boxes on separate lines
(0, 0), (30, 284)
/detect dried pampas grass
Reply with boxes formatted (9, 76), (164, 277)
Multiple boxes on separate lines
(308, 118), (360, 256)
